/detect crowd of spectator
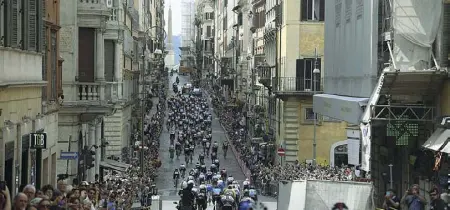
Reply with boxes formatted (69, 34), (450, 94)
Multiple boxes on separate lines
(207, 85), (371, 194)
(0, 177), (138, 210)
(0, 87), (167, 210)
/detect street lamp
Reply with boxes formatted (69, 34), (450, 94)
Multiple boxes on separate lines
(154, 48), (163, 55)
(312, 58), (321, 166)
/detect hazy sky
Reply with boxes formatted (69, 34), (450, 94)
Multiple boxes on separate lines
(165, 0), (181, 35)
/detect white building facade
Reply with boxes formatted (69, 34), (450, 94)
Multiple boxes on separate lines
(58, 0), (158, 182)
(181, 0), (196, 68)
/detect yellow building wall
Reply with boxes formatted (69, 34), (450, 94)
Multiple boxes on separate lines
(299, 23), (325, 58)
(277, 0), (336, 164)
(297, 99), (348, 165)
(440, 80), (450, 115)
(0, 87), (42, 131)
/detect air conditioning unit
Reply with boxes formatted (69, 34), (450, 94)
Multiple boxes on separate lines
(106, 0), (113, 8)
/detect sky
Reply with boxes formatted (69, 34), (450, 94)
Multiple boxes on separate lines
(164, 0), (182, 35)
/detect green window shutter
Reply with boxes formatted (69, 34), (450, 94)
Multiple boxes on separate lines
(10, 0), (19, 48)
(28, 0), (37, 51)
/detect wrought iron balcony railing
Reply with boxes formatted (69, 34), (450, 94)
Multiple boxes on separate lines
(273, 77), (321, 93)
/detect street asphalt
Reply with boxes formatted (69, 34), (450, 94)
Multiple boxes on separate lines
(155, 73), (276, 209)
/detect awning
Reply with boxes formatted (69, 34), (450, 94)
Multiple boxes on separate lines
(422, 128), (450, 152)
(313, 94), (369, 124)
(100, 160), (132, 172)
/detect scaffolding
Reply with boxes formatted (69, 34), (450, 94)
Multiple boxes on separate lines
(370, 0), (448, 206)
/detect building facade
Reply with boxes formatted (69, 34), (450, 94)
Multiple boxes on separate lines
(194, 0), (215, 81)
(181, 0), (196, 69)
(0, 0), (62, 195)
(58, 0), (161, 183)
(266, 0), (348, 164)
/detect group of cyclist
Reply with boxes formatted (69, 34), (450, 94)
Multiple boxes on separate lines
(165, 80), (258, 210)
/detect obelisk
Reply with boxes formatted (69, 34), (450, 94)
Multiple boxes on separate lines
(165, 1), (175, 70)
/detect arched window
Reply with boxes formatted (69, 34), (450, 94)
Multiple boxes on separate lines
(335, 144), (348, 154)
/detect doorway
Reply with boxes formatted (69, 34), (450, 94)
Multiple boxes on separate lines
(329, 140), (348, 167)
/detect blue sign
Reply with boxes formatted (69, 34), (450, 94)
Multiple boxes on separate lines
(60, 152), (78, 160)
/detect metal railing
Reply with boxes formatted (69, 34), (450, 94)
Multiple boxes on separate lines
(273, 77), (321, 93)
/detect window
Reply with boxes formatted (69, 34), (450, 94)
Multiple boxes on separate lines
(304, 108), (318, 121)
(5, 0), (21, 48)
(301, 0), (325, 21)
(206, 26), (211, 37)
(51, 31), (57, 99)
(42, 26), (48, 101)
(205, 12), (214, 20)
(269, 97), (276, 116)
(295, 58), (321, 91)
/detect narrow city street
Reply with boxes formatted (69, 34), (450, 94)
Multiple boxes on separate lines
(155, 73), (277, 209)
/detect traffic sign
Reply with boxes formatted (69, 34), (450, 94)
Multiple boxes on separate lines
(29, 133), (47, 149)
(60, 152), (78, 160)
(277, 148), (286, 156)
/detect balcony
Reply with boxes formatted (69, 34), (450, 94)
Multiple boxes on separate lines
(60, 82), (115, 115)
(273, 77), (322, 100)
(78, 0), (110, 27)
(108, 7), (119, 22)
(258, 66), (273, 88)
(77, 82), (102, 101)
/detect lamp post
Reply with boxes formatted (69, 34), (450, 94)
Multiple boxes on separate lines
(312, 50), (321, 166)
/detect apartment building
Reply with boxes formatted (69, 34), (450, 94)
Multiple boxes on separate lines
(181, 0), (196, 69)
(194, 0), (215, 81)
(250, 0), (267, 121)
(0, 0), (62, 194)
(269, 0), (348, 164)
(57, 0), (161, 182)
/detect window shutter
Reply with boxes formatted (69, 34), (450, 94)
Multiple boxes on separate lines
(319, 0), (325, 21)
(51, 31), (57, 99)
(238, 13), (243, 26)
(10, 0), (19, 48)
(301, 0), (308, 21)
(42, 26), (47, 101)
(296, 59), (305, 79)
(28, 0), (37, 51)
